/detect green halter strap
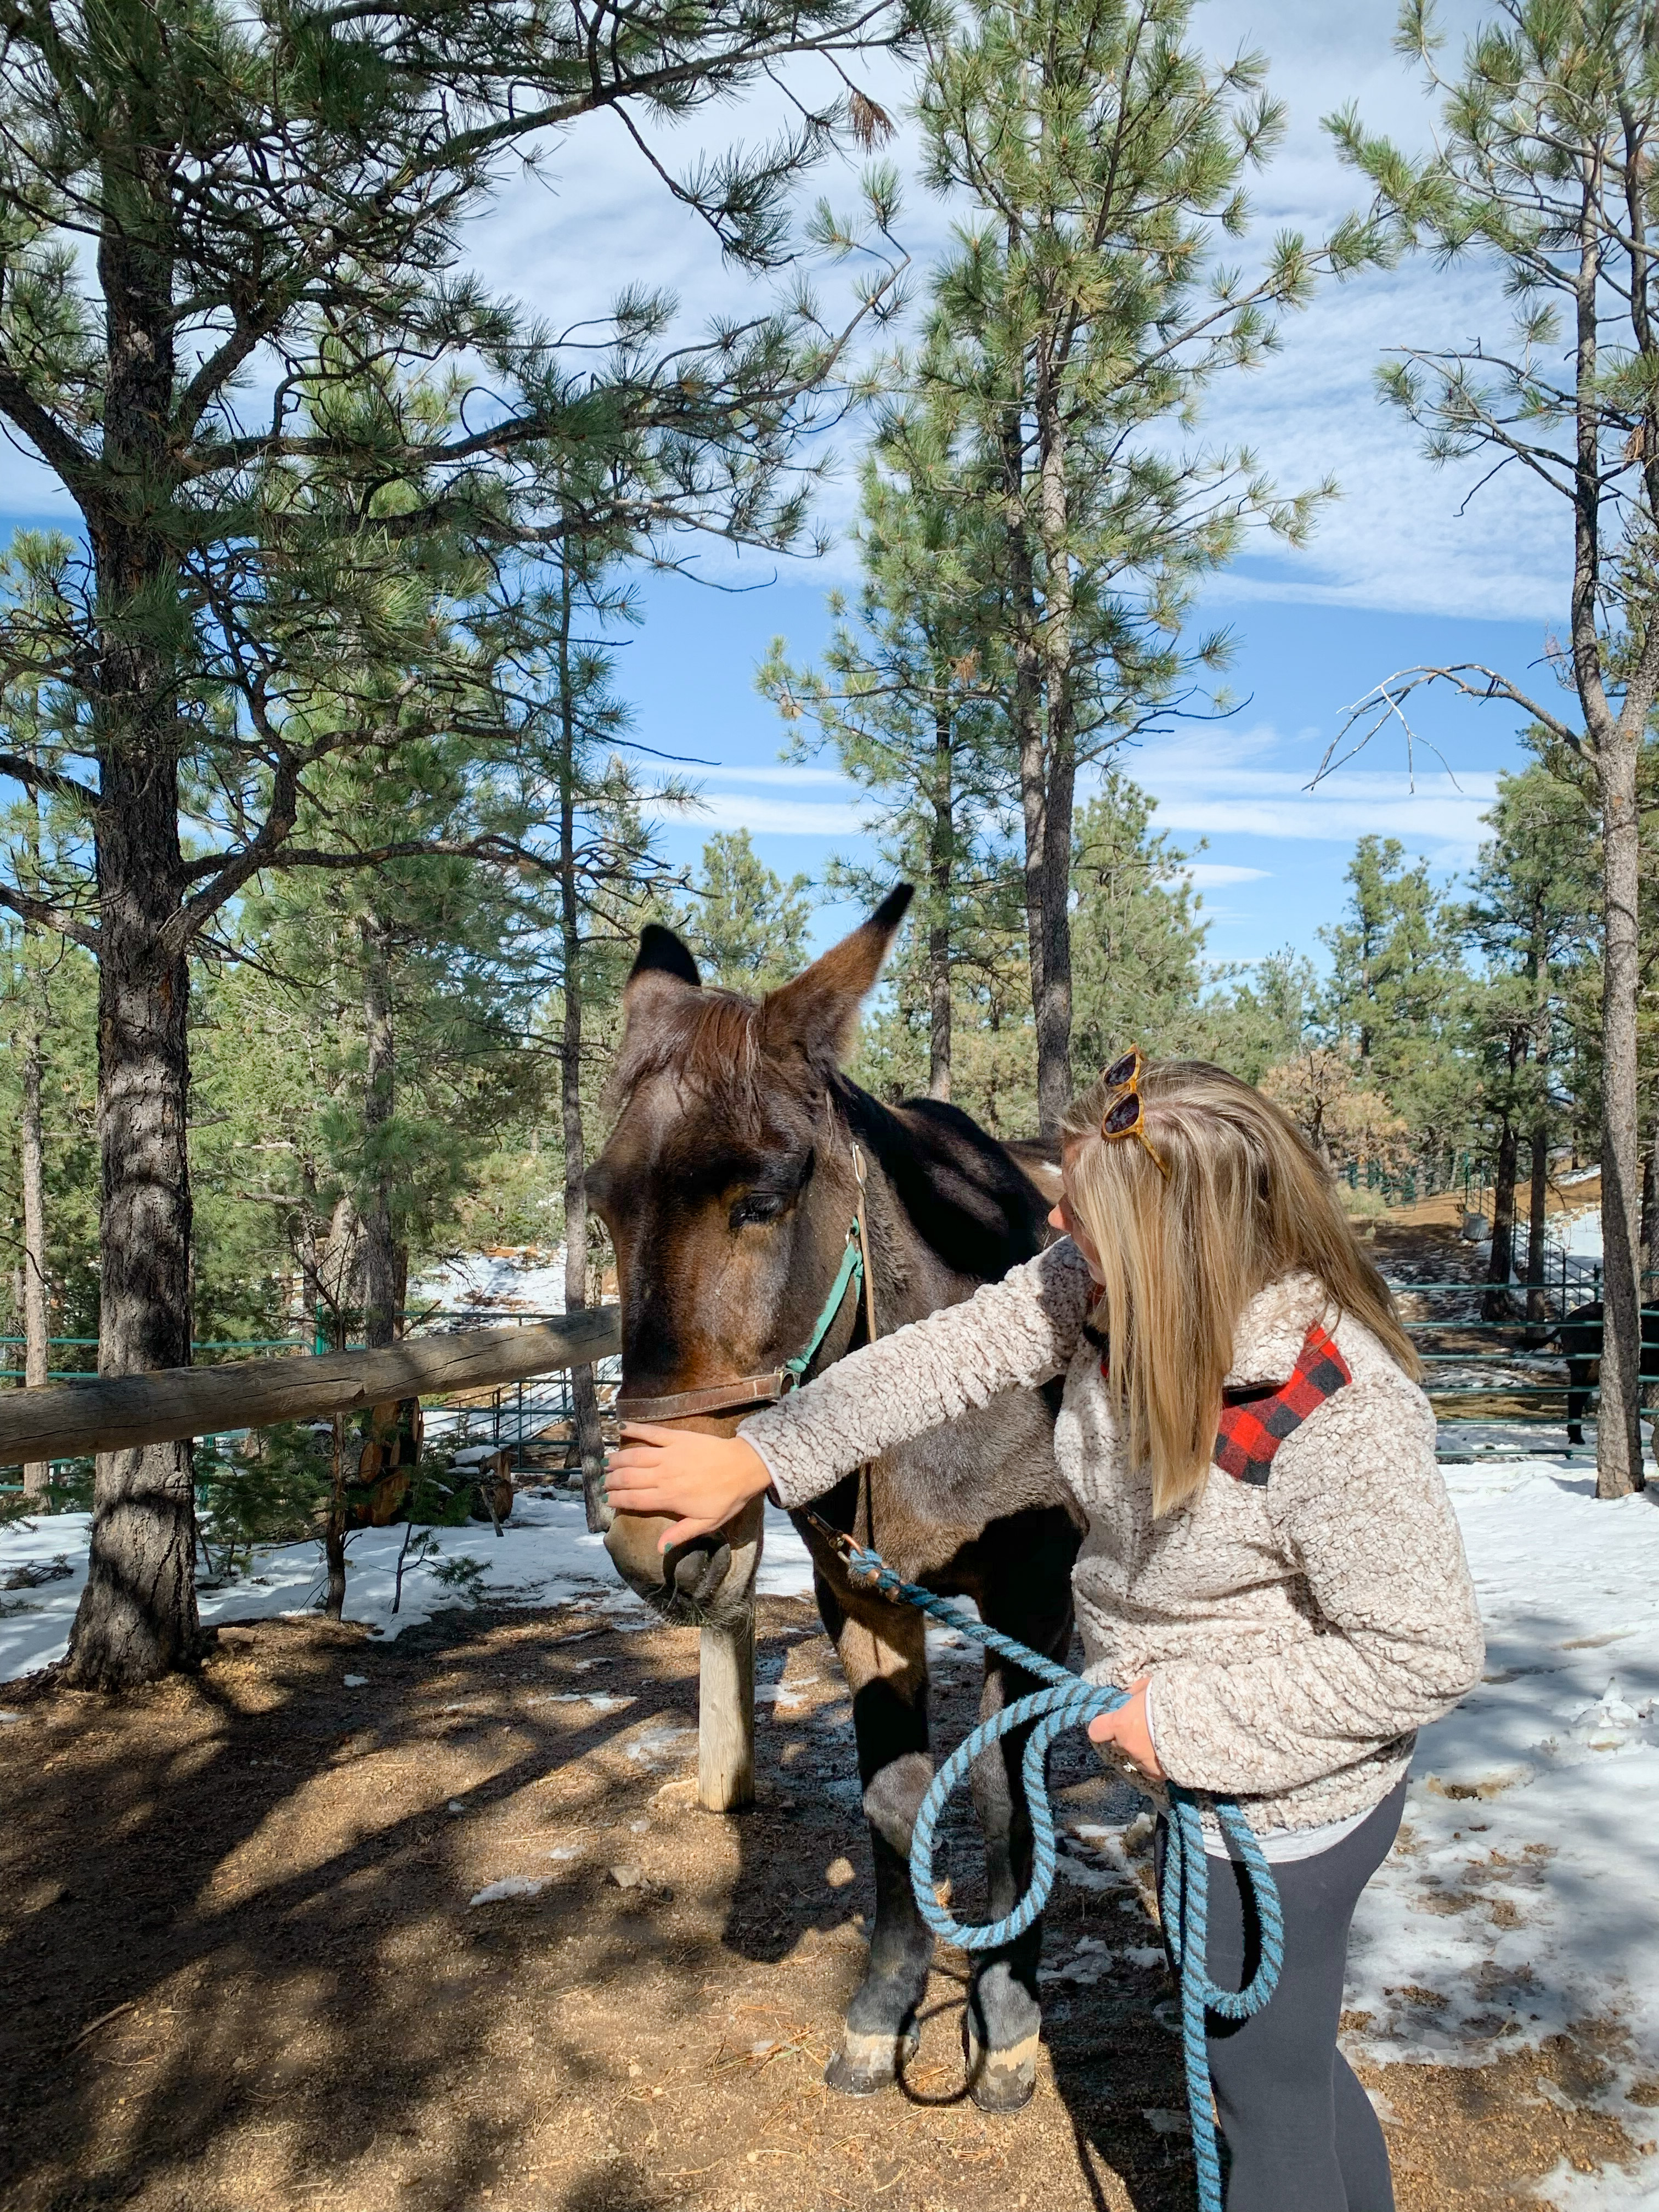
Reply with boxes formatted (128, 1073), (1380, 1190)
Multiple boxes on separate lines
(780, 1222), (865, 1391)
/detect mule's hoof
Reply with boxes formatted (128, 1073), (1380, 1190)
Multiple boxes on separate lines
(825, 2024), (918, 2096)
(963, 2024), (1039, 2113)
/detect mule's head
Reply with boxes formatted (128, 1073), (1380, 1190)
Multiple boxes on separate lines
(589, 886), (913, 1623)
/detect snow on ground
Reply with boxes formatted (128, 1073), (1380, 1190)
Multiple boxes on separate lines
(1550, 1205), (1604, 1262)
(409, 1247), (568, 1316)
(0, 1493), (817, 1683)
(1345, 1453), (1659, 2196)
(5, 1441), (1659, 2188)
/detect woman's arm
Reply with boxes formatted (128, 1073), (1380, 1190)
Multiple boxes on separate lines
(1142, 1380), (1485, 1797)
(604, 1237), (1094, 1547)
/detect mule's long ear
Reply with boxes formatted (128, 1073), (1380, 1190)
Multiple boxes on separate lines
(763, 884), (913, 1065)
(623, 922), (701, 1024)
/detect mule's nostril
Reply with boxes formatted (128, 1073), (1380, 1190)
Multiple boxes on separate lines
(671, 1539), (732, 1602)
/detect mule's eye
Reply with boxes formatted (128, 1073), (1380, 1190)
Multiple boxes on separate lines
(731, 1191), (786, 1229)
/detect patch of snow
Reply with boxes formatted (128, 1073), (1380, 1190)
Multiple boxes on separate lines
(468, 1875), (549, 1906)
(1041, 1935), (1118, 1986)
(1537, 2158), (1659, 2209)
(1344, 1457), (1659, 2200)
(0, 1492), (823, 1679)
(342, 1674), (368, 1688)
(411, 1246), (568, 1316)
(1549, 1205), (1604, 1261)
(627, 1725), (697, 1768)
(1057, 1857), (1119, 1892)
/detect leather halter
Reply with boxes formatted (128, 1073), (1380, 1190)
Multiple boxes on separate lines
(613, 1148), (877, 1427)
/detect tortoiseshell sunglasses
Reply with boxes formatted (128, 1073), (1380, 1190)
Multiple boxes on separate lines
(1098, 1047), (1172, 1183)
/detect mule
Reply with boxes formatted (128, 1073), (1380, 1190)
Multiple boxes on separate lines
(586, 887), (1084, 2109)
(1544, 1299), (1659, 1446)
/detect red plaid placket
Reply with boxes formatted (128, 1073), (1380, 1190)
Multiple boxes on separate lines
(1098, 1319), (1352, 1487)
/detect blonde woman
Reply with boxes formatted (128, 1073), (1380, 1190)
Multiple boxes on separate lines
(605, 1054), (1483, 2212)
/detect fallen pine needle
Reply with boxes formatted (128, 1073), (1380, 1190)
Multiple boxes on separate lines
(67, 2001), (136, 2051)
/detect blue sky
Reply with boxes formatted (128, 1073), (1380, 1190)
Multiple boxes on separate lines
(503, 0), (1564, 972)
(0, 1), (1556, 973)
(620, 570), (1538, 972)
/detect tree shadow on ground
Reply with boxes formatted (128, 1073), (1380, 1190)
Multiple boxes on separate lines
(0, 1593), (1193, 2212)
(7, 1579), (1626, 2212)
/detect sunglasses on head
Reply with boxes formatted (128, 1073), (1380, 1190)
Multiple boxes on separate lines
(1098, 1047), (1172, 1183)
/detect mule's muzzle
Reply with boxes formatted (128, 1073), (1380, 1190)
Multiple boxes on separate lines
(602, 1503), (762, 1629)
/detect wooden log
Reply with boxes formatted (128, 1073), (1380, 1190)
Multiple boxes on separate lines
(698, 1613), (756, 1812)
(0, 1308), (621, 1468)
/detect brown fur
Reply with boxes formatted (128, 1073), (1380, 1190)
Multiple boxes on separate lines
(589, 892), (1082, 2106)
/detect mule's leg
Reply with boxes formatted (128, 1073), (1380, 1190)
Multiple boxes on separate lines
(964, 1513), (1078, 2114)
(1566, 1358), (1588, 1445)
(816, 1571), (934, 2095)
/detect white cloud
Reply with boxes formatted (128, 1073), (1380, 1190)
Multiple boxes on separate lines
(686, 761), (855, 788)
(1184, 863), (1271, 887)
(0, 6), (1567, 636)
(1125, 720), (1499, 862)
(659, 790), (868, 837)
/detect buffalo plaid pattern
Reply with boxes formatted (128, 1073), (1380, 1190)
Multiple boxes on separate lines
(1094, 1319), (1351, 1487)
(1211, 1322), (1352, 1485)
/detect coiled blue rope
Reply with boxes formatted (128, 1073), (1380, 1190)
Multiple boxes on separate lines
(827, 1528), (1285, 2212)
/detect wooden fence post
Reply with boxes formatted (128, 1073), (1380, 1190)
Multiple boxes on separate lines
(698, 1612), (755, 1812)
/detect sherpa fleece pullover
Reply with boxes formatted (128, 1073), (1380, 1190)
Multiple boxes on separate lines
(739, 1240), (1484, 1835)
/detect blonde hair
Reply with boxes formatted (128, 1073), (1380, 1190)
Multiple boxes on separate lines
(1058, 1057), (1420, 1517)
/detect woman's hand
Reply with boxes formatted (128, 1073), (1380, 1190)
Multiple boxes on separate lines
(1086, 1676), (1164, 1780)
(603, 1424), (772, 1552)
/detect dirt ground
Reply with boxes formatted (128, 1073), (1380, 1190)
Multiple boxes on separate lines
(2, 1591), (1650, 2212)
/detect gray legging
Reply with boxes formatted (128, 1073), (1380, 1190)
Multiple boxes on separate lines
(1155, 1781), (1406, 2212)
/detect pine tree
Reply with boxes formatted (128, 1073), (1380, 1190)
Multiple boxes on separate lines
(0, 0), (914, 1681)
(674, 832), (813, 994)
(901, 0), (1371, 1133)
(486, 529), (691, 1528)
(1069, 776), (1210, 1071)
(1331, 0), (1659, 1494)
(761, 421), (1010, 1099)
(1320, 836), (1473, 1165)
(1195, 949), (1323, 1084)
(1462, 762), (1597, 1318)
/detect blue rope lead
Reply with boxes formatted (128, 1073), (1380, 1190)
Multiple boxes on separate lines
(825, 1528), (1284, 2212)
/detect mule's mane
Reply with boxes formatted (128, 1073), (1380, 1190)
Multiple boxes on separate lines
(607, 979), (1053, 1285)
(606, 986), (816, 1121)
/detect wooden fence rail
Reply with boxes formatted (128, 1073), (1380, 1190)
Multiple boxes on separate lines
(0, 1307), (623, 1466)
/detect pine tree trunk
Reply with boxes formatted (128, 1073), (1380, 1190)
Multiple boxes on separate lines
(64, 765), (199, 1685)
(1032, 388), (1074, 1136)
(1483, 1119), (1519, 1321)
(1562, 193), (1645, 1499)
(1526, 1124), (1550, 1328)
(19, 907), (50, 1498)
(1035, 726), (1075, 1135)
(359, 914), (399, 1352)
(927, 701), (952, 1102)
(1595, 731), (1644, 1494)
(555, 571), (608, 1533)
(61, 150), (203, 1685)
(1003, 357), (1051, 1136)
